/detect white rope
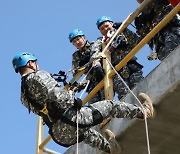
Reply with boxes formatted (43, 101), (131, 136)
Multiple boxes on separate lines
(76, 110), (79, 154)
(75, 66), (93, 154)
(105, 57), (151, 154)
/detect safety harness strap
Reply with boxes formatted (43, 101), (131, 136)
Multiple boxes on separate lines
(88, 106), (104, 125)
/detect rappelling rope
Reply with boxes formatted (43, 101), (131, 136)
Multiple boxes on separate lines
(105, 57), (151, 154)
(76, 66), (93, 154)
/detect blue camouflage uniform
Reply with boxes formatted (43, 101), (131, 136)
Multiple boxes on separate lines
(135, 0), (180, 61)
(91, 24), (144, 100)
(21, 70), (144, 153)
(72, 41), (105, 104)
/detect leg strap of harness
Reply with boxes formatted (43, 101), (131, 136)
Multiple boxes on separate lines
(88, 106), (103, 126)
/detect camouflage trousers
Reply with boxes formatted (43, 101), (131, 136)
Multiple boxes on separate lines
(113, 70), (143, 100)
(87, 63), (105, 104)
(51, 100), (143, 153)
(89, 69), (143, 103)
(88, 88), (105, 104)
(87, 81), (105, 104)
(156, 27), (180, 61)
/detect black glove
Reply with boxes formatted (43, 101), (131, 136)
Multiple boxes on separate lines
(113, 22), (122, 29)
(79, 55), (90, 67)
(74, 98), (82, 110)
(92, 66), (105, 82)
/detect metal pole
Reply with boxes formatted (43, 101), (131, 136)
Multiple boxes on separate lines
(36, 116), (44, 154)
(39, 135), (52, 149)
(98, 42), (114, 128)
(43, 148), (61, 154)
(102, 43), (114, 99)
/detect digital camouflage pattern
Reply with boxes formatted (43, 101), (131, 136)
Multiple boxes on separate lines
(72, 42), (92, 74)
(91, 26), (143, 99)
(21, 70), (144, 153)
(111, 26), (144, 99)
(21, 70), (75, 113)
(135, 0), (180, 61)
(72, 41), (105, 104)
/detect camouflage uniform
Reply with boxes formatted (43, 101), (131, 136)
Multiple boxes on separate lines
(21, 70), (144, 153)
(91, 25), (144, 100)
(135, 0), (180, 61)
(72, 41), (105, 104)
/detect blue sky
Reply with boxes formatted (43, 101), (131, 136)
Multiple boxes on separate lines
(0, 0), (160, 154)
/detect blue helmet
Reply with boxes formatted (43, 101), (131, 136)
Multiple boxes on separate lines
(68, 29), (84, 42)
(96, 16), (113, 28)
(12, 52), (37, 73)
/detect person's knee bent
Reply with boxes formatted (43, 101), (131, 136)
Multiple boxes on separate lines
(89, 100), (114, 120)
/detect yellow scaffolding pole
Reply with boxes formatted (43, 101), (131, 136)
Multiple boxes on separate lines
(35, 2), (180, 154)
(99, 41), (114, 128)
(36, 117), (44, 154)
(102, 43), (114, 99)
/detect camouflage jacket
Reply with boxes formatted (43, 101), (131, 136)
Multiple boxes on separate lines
(112, 24), (140, 66)
(21, 70), (92, 147)
(72, 41), (94, 76)
(135, 0), (179, 39)
(21, 70), (75, 114)
(72, 41), (105, 88)
(91, 25), (143, 72)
